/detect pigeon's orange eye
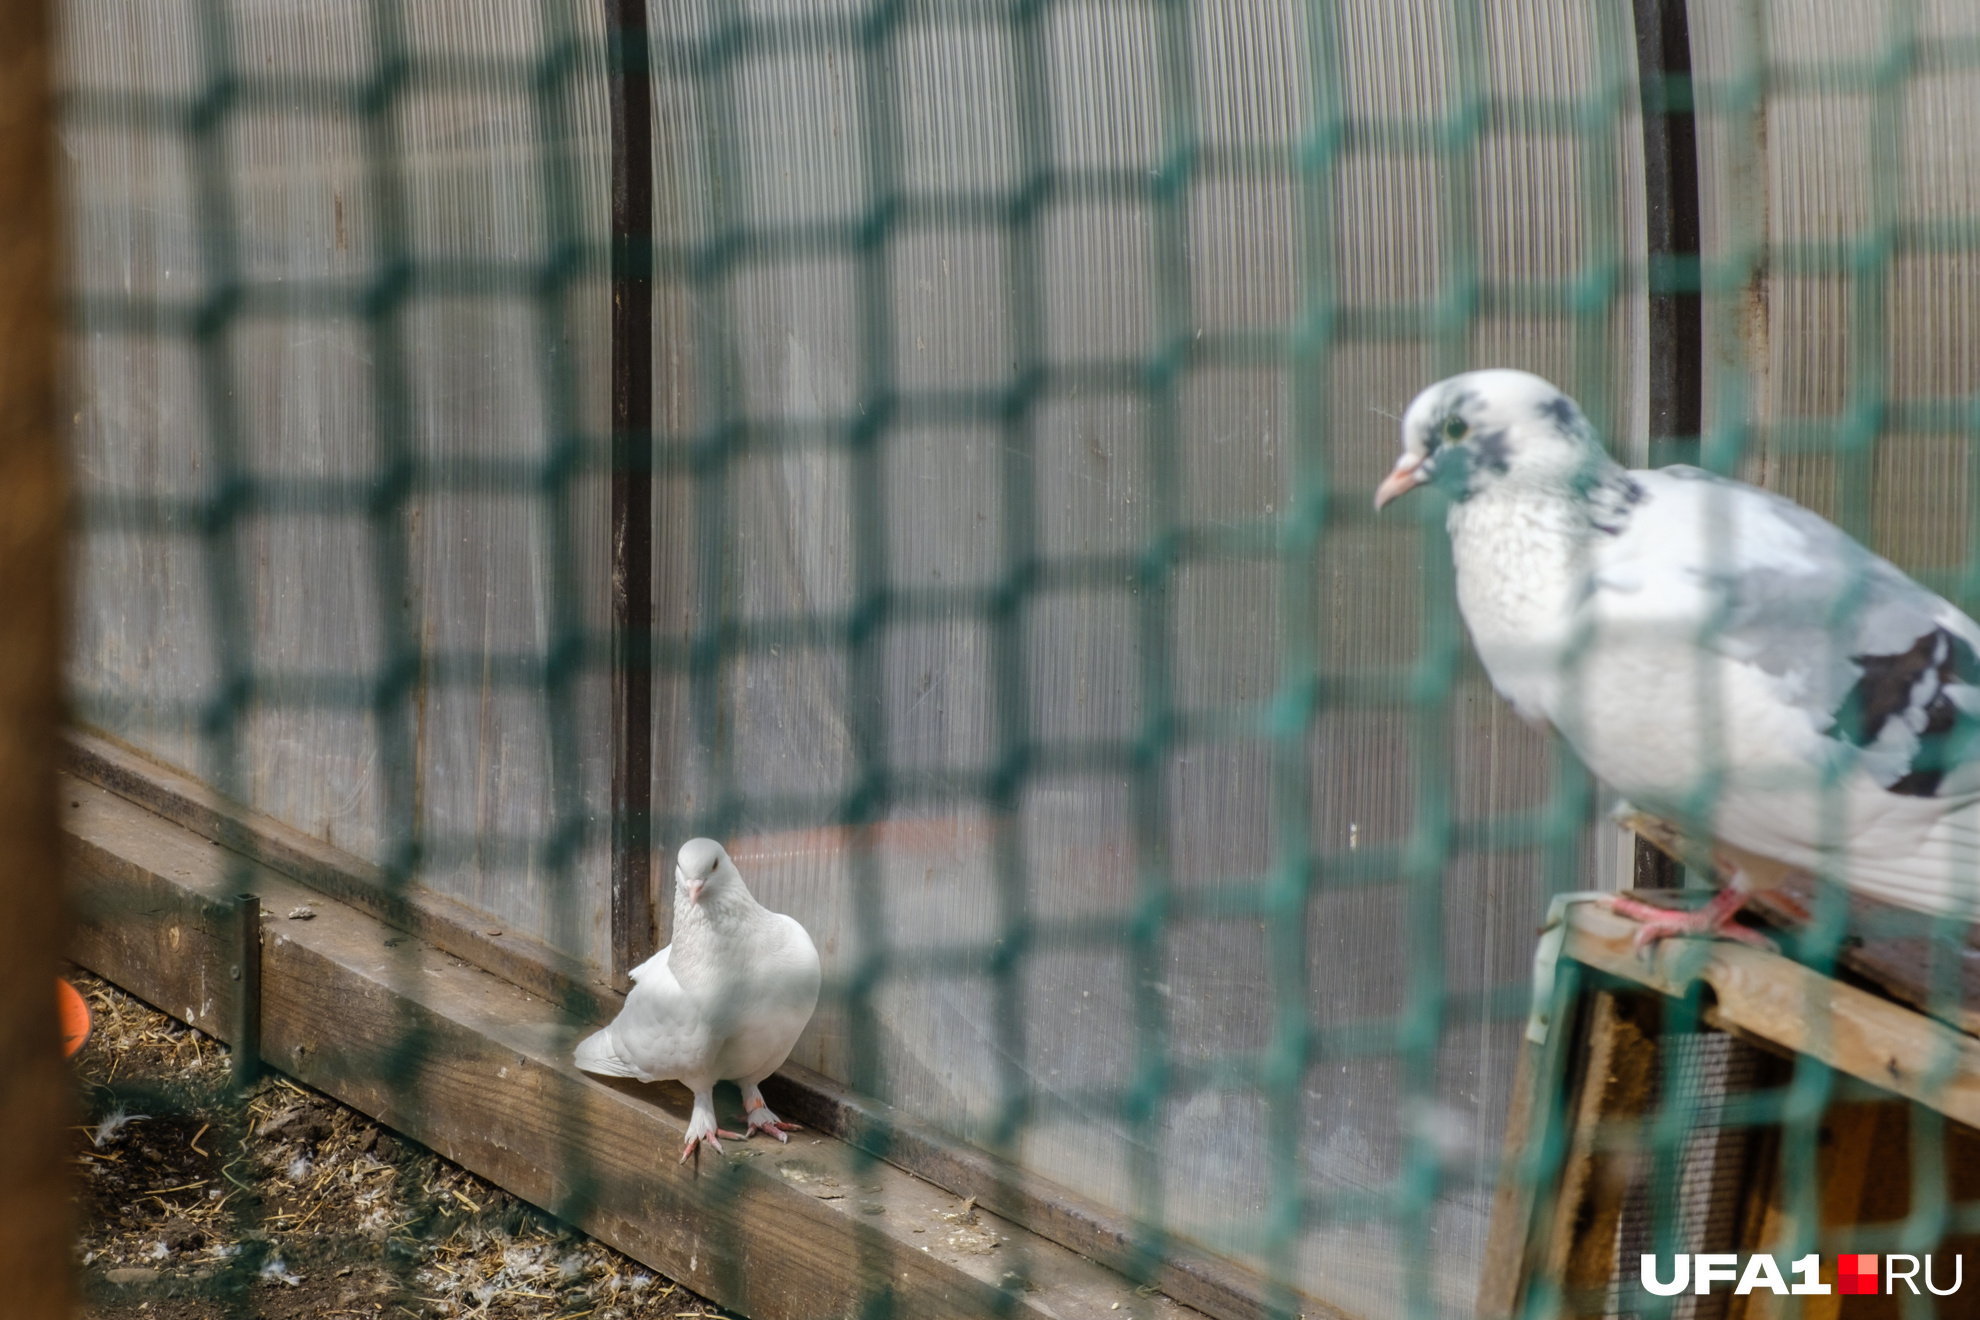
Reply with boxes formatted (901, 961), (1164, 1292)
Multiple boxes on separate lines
(1444, 417), (1467, 441)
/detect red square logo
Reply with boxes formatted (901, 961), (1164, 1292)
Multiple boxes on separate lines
(1838, 1255), (1879, 1296)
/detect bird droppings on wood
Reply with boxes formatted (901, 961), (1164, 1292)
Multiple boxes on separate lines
(773, 1162), (845, 1198)
(941, 1197), (999, 1255)
(69, 972), (733, 1320)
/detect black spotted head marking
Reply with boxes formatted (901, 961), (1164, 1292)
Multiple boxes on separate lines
(1470, 426), (1513, 476)
(1378, 370), (1620, 510)
(1537, 393), (1583, 434)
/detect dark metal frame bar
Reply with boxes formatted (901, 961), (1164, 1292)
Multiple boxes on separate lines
(1631, 0), (1702, 891)
(607, 0), (656, 985)
(1634, 0), (1703, 466)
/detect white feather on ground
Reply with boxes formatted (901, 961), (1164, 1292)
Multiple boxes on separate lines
(574, 838), (821, 1161)
(1377, 369), (1980, 944)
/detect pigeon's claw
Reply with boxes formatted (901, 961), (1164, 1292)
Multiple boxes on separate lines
(1607, 888), (1775, 953)
(743, 1093), (800, 1143)
(677, 1128), (747, 1164)
(680, 1091), (746, 1165)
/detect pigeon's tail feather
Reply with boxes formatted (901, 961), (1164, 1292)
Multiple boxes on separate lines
(1845, 809), (1980, 921)
(573, 1026), (640, 1078)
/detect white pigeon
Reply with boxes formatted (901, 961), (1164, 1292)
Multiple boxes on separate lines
(575, 838), (822, 1161)
(1376, 368), (1980, 945)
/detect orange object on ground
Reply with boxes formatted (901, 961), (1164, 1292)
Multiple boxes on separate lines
(56, 979), (89, 1058)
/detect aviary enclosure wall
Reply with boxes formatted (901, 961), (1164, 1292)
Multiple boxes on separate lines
(57, 0), (1980, 1315)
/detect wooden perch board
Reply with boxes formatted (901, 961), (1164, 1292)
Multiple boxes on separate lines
(65, 770), (1209, 1320)
(1619, 850), (1980, 1037)
(64, 726), (1328, 1320)
(1563, 903), (1980, 1126)
(65, 729), (614, 1021)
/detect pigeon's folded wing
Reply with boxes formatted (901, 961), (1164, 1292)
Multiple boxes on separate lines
(1576, 466), (1980, 916)
(626, 945), (668, 984)
(699, 910), (821, 1082)
(752, 912), (822, 1036)
(1591, 465), (1980, 799)
(573, 947), (714, 1084)
(572, 1026), (643, 1078)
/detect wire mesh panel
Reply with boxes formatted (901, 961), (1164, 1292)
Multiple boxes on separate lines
(646, 2), (1646, 1313)
(1523, 5), (1980, 1319)
(53, 0), (1980, 1318)
(64, 0), (615, 964)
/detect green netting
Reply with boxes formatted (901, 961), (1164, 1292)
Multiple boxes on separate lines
(56, 0), (1980, 1317)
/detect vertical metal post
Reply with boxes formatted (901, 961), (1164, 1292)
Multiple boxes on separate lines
(608, 0), (656, 986)
(1634, 0), (1703, 468)
(233, 893), (262, 1091)
(1631, 0), (1700, 891)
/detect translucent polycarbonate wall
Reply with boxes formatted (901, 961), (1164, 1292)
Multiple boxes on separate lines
(62, 0), (618, 962)
(647, 2), (1647, 1313)
(59, 0), (1679, 1314)
(1692, 0), (1980, 580)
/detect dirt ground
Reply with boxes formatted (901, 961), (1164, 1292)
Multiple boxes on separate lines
(69, 971), (727, 1320)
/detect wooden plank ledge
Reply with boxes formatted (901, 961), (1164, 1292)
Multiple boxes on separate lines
(760, 1065), (1316, 1320)
(63, 727), (615, 1020)
(64, 771), (1207, 1320)
(1562, 903), (1980, 1126)
(63, 726), (1333, 1320)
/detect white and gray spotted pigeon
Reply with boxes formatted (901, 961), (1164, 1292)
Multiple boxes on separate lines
(575, 838), (821, 1161)
(1377, 369), (1980, 945)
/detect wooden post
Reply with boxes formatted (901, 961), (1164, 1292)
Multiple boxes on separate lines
(0, 0), (71, 1311)
(1543, 994), (1660, 1319)
(1478, 963), (1598, 1320)
(233, 893), (262, 1090)
(1481, 989), (1662, 1320)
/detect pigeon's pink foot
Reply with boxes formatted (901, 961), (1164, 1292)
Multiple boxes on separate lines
(1607, 887), (1775, 953)
(743, 1091), (800, 1143)
(680, 1092), (747, 1164)
(681, 1131), (746, 1161)
(678, 1128), (747, 1164)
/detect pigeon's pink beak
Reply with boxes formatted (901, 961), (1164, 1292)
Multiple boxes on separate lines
(688, 878), (705, 904)
(1374, 454), (1429, 510)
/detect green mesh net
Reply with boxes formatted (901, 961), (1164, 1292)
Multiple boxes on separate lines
(56, 0), (1980, 1317)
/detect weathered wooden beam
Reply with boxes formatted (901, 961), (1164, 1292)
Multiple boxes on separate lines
(762, 1063), (1327, 1320)
(1477, 959), (1593, 1320)
(64, 725), (1329, 1320)
(65, 771), (1209, 1320)
(1475, 1034), (1547, 1320)
(1733, 1097), (1899, 1320)
(0, 0), (70, 1309)
(1563, 903), (1980, 1127)
(1618, 867), (1980, 1037)
(65, 727), (615, 1020)
(1543, 993), (1659, 1319)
